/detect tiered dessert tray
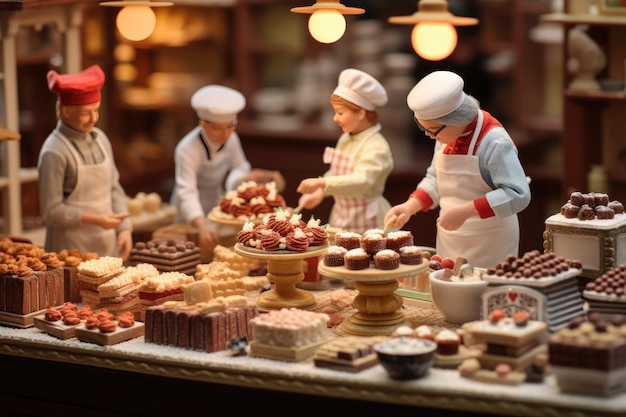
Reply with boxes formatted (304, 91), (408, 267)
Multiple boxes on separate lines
(318, 259), (429, 337)
(234, 243), (328, 311)
(482, 268), (585, 333)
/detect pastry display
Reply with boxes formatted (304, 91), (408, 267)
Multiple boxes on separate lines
(33, 302), (85, 339)
(549, 314), (626, 396)
(74, 310), (145, 346)
(136, 271), (195, 319)
(209, 180), (287, 224)
(545, 192), (626, 278)
(313, 336), (384, 372)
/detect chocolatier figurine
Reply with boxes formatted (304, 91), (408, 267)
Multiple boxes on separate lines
(38, 65), (133, 260)
(170, 85), (284, 255)
(385, 70), (530, 268)
(296, 68), (393, 234)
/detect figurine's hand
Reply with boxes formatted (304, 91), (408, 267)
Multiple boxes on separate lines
(298, 188), (324, 210)
(297, 178), (325, 195)
(117, 229), (132, 261)
(96, 213), (124, 229)
(438, 202), (477, 231)
(384, 199), (422, 230)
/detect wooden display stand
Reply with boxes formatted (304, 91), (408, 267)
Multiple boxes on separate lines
(318, 259), (429, 337)
(234, 243), (328, 311)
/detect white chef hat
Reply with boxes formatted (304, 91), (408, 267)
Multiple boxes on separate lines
(333, 68), (387, 111)
(191, 85), (246, 123)
(407, 71), (465, 120)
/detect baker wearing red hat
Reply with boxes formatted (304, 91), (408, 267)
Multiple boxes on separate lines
(37, 65), (133, 259)
(385, 71), (531, 269)
(170, 85), (284, 259)
(296, 68), (393, 233)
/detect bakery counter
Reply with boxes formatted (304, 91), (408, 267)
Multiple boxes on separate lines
(1, 321), (625, 417)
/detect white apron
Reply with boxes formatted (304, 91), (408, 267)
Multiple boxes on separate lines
(197, 142), (230, 215)
(49, 133), (117, 256)
(324, 126), (382, 234)
(435, 110), (518, 269)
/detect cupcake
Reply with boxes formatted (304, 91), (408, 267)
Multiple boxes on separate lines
(360, 232), (387, 256)
(334, 231), (361, 250)
(414, 325), (435, 341)
(399, 246), (424, 265)
(344, 248), (371, 270)
(385, 230), (414, 251)
(373, 249), (400, 270)
(323, 245), (347, 267)
(434, 329), (461, 355)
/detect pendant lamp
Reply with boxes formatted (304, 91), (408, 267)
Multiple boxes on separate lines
(388, 0), (478, 61)
(100, 0), (173, 42)
(291, 0), (365, 44)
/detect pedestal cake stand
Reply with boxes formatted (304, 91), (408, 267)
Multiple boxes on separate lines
(234, 243), (328, 311)
(318, 259), (429, 337)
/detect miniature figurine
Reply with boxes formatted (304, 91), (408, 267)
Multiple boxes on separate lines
(385, 70), (531, 269)
(296, 68), (393, 234)
(170, 85), (285, 256)
(38, 65), (133, 259)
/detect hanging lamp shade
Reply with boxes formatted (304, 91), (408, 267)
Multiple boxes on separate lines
(291, 1), (365, 44)
(100, 0), (173, 42)
(388, 0), (478, 61)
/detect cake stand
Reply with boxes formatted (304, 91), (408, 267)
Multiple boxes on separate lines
(234, 243), (328, 311)
(318, 259), (429, 337)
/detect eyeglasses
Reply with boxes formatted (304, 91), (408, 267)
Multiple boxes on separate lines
(414, 117), (446, 136)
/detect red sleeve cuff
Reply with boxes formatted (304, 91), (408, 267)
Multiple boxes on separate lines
(474, 197), (495, 219)
(409, 189), (433, 211)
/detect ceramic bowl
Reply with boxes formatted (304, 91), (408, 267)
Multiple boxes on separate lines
(373, 337), (437, 380)
(429, 269), (488, 325)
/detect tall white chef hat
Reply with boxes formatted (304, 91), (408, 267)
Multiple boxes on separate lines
(407, 71), (465, 120)
(332, 68), (387, 111)
(191, 85), (246, 123)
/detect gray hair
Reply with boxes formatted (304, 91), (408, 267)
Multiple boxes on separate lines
(430, 94), (480, 126)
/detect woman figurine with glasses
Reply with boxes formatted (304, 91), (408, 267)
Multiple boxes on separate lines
(385, 71), (531, 269)
(171, 85), (284, 259)
(296, 68), (393, 234)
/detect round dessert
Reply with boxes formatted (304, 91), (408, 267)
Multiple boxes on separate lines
(399, 246), (424, 265)
(334, 231), (361, 251)
(577, 204), (595, 220)
(609, 200), (625, 214)
(385, 230), (414, 251)
(344, 248), (371, 270)
(323, 245), (347, 267)
(285, 228), (310, 252)
(560, 202), (580, 219)
(569, 191), (584, 206)
(595, 205), (615, 220)
(373, 249), (400, 270)
(434, 329), (461, 355)
(360, 232), (387, 256)
(373, 337), (437, 380)
(594, 192), (609, 207)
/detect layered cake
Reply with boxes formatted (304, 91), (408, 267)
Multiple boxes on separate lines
(0, 238), (65, 327)
(195, 261), (246, 298)
(583, 264), (626, 316)
(313, 336), (384, 372)
(459, 309), (548, 385)
(248, 307), (330, 361)
(210, 180), (287, 222)
(77, 256), (125, 308)
(548, 314), (626, 396)
(144, 280), (259, 353)
(128, 239), (201, 276)
(136, 271), (195, 318)
(545, 191), (626, 278)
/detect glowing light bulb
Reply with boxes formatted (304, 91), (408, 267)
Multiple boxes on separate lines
(308, 9), (346, 44)
(411, 22), (458, 61)
(116, 5), (156, 41)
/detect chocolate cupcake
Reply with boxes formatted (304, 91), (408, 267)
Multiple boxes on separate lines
(373, 249), (400, 270)
(344, 248), (371, 270)
(385, 230), (414, 251)
(334, 231), (361, 251)
(323, 245), (347, 267)
(399, 246), (424, 265)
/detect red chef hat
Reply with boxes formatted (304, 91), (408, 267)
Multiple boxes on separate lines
(47, 65), (105, 106)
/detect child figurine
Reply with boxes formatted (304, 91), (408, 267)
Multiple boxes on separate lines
(296, 68), (393, 234)
(385, 70), (531, 269)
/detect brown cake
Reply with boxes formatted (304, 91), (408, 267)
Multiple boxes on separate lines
(128, 239), (201, 276)
(373, 249), (400, 270)
(359, 231), (386, 256)
(594, 192), (610, 207)
(609, 200), (625, 214)
(323, 245), (347, 267)
(560, 202), (580, 219)
(385, 230), (414, 251)
(577, 204), (595, 220)
(344, 248), (370, 270)
(434, 329), (461, 355)
(334, 231), (361, 251)
(595, 205), (615, 220)
(399, 246), (424, 265)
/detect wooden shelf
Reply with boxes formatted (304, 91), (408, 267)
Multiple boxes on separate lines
(541, 12), (626, 26)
